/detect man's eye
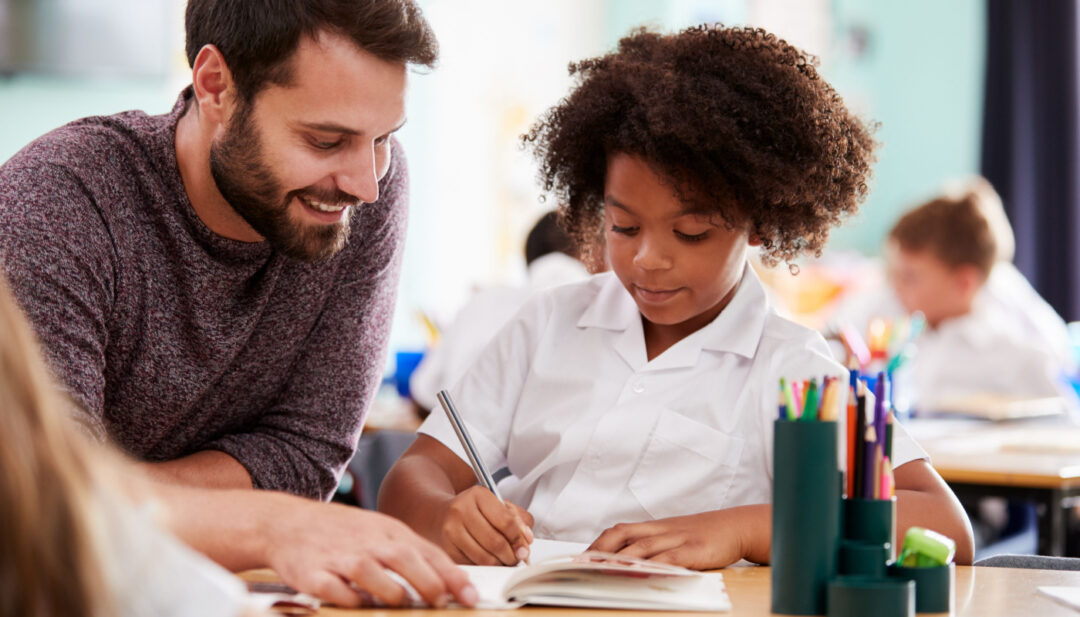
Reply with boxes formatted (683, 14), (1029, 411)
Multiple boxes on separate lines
(311, 138), (343, 150)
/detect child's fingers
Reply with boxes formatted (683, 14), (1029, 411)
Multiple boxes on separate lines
(448, 517), (505, 565)
(509, 503), (535, 542)
(463, 512), (519, 565)
(588, 521), (655, 553)
(648, 546), (699, 569)
(473, 495), (528, 564)
(612, 532), (683, 560)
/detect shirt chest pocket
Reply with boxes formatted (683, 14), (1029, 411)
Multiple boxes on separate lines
(628, 409), (744, 520)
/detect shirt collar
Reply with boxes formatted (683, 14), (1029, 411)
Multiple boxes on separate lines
(576, 265), (770, 367)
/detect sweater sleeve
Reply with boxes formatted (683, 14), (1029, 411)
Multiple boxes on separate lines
(0, 156), (116, 439)
(203, 140), (409, 500)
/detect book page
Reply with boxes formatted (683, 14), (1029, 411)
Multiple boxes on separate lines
(528, 538), (589, 563)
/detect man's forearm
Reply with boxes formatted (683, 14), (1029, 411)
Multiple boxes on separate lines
(147, 481), (272, 570)
(142, 450), (253, 490)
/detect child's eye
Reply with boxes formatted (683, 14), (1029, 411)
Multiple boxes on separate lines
(610, 224), (638, 236)
(675, 230), (708, 242)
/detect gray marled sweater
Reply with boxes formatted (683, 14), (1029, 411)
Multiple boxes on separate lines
(0, 89), (406, 500)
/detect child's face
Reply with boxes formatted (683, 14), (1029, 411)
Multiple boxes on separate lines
(603, 152), (750, 341)
(885, 240), (978, 328)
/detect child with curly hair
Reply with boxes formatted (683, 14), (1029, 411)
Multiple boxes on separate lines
(380, 24), (973, 569)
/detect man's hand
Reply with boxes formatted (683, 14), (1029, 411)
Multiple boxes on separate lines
(588, 507), (770, 570)
(437, 486), (534, 565)
(262, 499), (478, 608)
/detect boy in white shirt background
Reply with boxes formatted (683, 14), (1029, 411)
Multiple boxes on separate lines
(874, 180), (1075, 412)
(379, 24), (974, 570)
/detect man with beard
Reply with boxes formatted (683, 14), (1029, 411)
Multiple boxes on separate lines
(0, 0), (414, 498)
(0, 0), (482, 607)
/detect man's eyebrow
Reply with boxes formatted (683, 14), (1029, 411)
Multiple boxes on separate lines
(298, 119), (407, 136)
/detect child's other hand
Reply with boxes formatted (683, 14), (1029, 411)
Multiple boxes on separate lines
(439, 486), (534, 566)
(587, 511), (744, 570)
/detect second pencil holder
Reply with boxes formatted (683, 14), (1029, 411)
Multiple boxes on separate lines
(840, 496), (896, 575)
(772, 420), (841, 615)
(838, 539), (888, 578)
(888, 563), (955, 613)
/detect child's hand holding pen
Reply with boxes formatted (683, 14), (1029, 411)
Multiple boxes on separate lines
(435, 390), (534, 566)
(438, 485), (534, 566)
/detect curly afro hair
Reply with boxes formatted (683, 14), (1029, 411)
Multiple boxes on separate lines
(523, 24), (877, 268)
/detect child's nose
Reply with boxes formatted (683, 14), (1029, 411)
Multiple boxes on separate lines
(632, 237), (673, 271)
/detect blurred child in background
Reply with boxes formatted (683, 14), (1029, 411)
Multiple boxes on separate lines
(836, 177), (1075, 413)
(0, 274), (259, 617)
(888, 180), (1074, 410)
(409, 211), (590, 413)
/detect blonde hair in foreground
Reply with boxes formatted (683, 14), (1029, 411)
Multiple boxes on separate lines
(0, 275), (110, 617)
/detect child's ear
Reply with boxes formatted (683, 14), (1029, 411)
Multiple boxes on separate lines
(748, 231), (763, 247)
(954, 264), (983, 299)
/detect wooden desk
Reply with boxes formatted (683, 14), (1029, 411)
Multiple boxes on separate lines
(243, 566), (1080, 616)
(906, 419), (1080, 556)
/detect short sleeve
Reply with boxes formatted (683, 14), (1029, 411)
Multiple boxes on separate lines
(417, 296), (547, 475)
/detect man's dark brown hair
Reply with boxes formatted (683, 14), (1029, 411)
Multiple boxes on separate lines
(523, 25), (877, 268)
(889, 192), (998, 280)
(185, 0), (438, 103)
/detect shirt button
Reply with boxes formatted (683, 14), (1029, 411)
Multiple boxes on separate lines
(632, 379), (645, 394)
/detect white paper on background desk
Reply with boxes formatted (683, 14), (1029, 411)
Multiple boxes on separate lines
(1039, 586), (1080, 611)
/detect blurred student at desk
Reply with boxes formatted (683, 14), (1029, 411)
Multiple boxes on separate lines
(409, 211), (590, 413)
(837, 178), (1076, 415)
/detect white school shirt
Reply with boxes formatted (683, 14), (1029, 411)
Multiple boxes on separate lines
(410, 253), (590, 411)
(898, 295), (1066, 409)
(419, 267), (926, 543)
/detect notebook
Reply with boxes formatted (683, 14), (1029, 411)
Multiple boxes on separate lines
(463, 552), (731, 611)
(250, 539), (732, 612)
(1038, 586), (1080, 612)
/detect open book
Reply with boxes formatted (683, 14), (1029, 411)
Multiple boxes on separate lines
(249, 539), (731, 613)
(462, 550), (731, 611)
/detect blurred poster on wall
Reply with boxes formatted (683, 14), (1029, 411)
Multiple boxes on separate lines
(0, 0), (177, 77)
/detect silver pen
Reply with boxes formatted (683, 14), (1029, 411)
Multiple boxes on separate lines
(436, 389), (503, 500)
(437, 389), (531, 564)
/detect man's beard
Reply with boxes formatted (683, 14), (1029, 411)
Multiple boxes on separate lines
(209, 103), (357, 262)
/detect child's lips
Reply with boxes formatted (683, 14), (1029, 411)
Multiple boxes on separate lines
(633, 284), (682, 303)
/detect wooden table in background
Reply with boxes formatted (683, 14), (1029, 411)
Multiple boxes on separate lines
(907, 419), (1080, 556)
(243, 566), (1080, 616)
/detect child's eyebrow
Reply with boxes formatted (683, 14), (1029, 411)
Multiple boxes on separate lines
(604, 195), (633, 213)
(605, 195), (717, 222)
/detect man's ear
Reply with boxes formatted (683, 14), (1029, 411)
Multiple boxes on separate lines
(190, 44), (237, 127)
